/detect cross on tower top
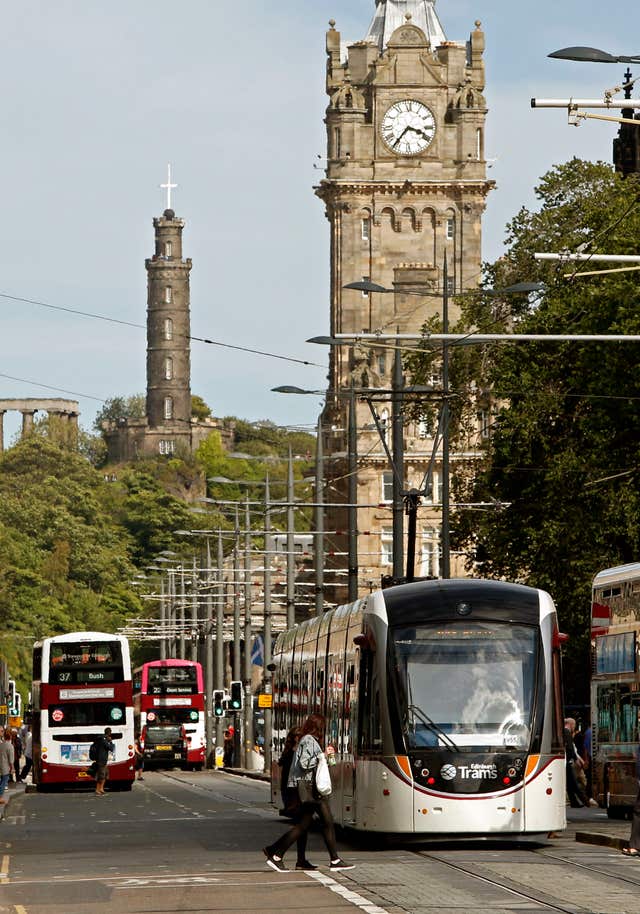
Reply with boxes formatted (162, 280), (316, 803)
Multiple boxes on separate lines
(160, 163), (178, 211)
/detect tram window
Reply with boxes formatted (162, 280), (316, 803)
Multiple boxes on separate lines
(358, 651), (382, 753)
(390, 622), (538, 750)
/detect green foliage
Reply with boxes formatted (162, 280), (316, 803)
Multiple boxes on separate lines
(191, 394), (212, 421)
(0, 438), (143, 700)
(409, 159), (640, 702)
(93, 394), (146, 432)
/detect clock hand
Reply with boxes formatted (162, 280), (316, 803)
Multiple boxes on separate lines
(393, 126), (411, 148)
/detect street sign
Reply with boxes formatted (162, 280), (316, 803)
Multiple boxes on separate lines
(0, 705), (7, 716)
(258, 693), (273, 709)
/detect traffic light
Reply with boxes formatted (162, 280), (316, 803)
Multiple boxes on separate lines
(213, 690), (225, 717)
(229, 680), (243, 711)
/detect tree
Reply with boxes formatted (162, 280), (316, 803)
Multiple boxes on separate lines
(191, 394), (212, 421)
(93, 394), (146, 432)
(410, 160), (640, 702)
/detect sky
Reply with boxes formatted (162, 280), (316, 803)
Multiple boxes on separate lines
(0, 0), (634, 443)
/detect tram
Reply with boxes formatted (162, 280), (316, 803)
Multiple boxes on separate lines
(271, 579), (566, 836)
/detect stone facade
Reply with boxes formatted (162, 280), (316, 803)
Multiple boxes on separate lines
(316, 7), (494, 596)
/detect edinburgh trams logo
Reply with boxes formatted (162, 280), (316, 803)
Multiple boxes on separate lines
(440, 763), (498, 781)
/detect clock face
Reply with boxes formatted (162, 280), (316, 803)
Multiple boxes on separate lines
(381, 100), (436, 156)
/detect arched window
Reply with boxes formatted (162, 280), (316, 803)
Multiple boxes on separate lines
(165, 287), (172, 304)
(165, 241), (172, 258)
(164, 397), (173, 420)
(164, 357), (173, 381)
(334, 127), (341, 159)
(164, 318), (173, 341)
(476, 128), (483, 160)
(361, 215), (371, 242)
(446, 216), (455, 240)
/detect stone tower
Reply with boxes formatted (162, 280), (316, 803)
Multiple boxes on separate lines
(316, 1), (494, 596)
(145, 208), (193, 439)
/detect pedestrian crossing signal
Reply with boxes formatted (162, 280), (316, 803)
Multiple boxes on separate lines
(213, 690), (225, 717)
(230, 680), (243, 711)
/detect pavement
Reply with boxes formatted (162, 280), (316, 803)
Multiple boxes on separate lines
(9, 770), (634, 852)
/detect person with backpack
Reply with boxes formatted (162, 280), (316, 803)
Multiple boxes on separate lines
(90, 727), (114, 796)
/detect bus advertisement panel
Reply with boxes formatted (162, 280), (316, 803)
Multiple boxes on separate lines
(133, 660), (205, 770)
(32, 632), (135, 789)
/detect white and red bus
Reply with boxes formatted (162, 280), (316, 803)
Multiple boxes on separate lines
(133, 660), (205, 770)
(32, 632), (135, 790)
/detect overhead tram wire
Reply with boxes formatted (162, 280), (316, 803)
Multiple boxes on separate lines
(0, 291), (327, 369)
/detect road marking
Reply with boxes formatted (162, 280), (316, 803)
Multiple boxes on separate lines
(14, 906), (28, 914)
(1, 853), (10, 883)
(4, 872), (310, 888)
(308, 871), (391, 914)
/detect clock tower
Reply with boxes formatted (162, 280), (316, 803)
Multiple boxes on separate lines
(315, 1), (493, 597)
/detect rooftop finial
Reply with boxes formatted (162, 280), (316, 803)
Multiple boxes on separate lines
(405, 13), (412, 21)
(160, 163), (177, 212)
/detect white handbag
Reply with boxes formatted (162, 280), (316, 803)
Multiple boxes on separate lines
(315, 752), (332, 798)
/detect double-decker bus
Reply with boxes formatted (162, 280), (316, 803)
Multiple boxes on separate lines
(133, 660), (205, 770)
(591, 563), (640, 817)
(32, 632), (135, 790)
(272, 579), (566, 836)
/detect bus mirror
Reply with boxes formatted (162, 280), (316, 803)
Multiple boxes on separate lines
(354, 630), (376, 651)
(553, 631), (569, 648)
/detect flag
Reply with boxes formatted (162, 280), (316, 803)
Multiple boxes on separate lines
(251, 634), (264, 667)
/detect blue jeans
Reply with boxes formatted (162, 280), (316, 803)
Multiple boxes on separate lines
(0, 774), (9, 799)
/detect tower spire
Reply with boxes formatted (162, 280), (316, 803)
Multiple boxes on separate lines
(365, 0), (446, 50)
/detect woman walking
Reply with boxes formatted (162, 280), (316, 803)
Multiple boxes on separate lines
(263, 714), (353, 873)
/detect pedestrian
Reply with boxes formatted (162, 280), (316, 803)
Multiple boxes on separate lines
(278, 725), (302, 817)
(564, 717), (587, 808)
(134, 736), (144, 781)
(0, 730), (15, 811)
(90, 727), (114, 797)
(20, 729), (33, 783)
(623, 736), (640, 856)
(262, 714), (354, 873)
(11, 729), (22, 784)
(223, 728), (234, 768)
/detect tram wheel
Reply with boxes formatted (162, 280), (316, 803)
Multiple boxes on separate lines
(607, 805), (629, 820)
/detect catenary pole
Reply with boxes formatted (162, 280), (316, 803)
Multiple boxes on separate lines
(286, 447), (296, 629)
(348, 385), (359, 601)
(263, 474), (273, 773)
(315, 417), (325, 615)
(243, 497), (254, 769)
(392, 345), (404, 582)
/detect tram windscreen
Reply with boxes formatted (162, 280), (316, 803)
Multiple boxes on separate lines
(391, 622), (539, 750)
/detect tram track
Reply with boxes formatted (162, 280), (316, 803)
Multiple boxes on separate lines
(411, 848), (587, 914)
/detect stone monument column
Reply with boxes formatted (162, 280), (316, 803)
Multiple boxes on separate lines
(21, 410), (36, 438)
